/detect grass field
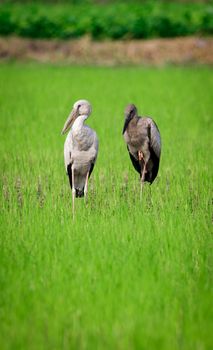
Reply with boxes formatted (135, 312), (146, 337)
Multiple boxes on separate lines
(0, 63), (212, 350)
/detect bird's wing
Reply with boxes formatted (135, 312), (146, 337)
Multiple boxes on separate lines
(67, 163), (73, 189)
(146, 118), (161, 158)
(127, 146), (141, 174)
(64, 132), (72, 171)
(93, 130), (99, 156)
(89, 130), (99, 178)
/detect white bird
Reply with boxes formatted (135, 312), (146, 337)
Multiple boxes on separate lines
(61, 99), (99, 217)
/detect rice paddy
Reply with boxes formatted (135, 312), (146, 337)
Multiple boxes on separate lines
(0, 62), (212, 350)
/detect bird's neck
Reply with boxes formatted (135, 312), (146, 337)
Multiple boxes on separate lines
(72, 115), (88, 132)
(123, 115), (137, 134)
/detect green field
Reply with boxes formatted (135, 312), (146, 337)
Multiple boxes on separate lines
(0, 63), (212, 350)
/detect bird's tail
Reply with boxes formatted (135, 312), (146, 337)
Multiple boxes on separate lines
(75, 188), (84, 198)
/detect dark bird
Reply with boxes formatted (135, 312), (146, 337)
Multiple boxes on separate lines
(122, 103), (161, 198)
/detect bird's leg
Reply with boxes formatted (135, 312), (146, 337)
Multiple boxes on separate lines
(148, 183), (152, 209)
(140, 163), (147, 200)
(84, 171), (90, 204)
(72, 169), (75, 219)
(138, 150), (146, 200)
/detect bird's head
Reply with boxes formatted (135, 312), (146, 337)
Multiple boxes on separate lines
(123, 104), (137, 134)
(61, 99), (92, 135)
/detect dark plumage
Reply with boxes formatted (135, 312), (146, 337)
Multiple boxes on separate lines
(123, 103), (161, 191)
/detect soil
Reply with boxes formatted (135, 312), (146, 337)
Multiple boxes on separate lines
(0, 36), (212, 65)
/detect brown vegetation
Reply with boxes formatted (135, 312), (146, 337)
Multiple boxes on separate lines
(0, 36), (212, 65)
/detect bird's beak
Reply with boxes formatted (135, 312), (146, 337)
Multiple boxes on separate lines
(122, 114), (131, 135)
(61, 108), (79, 135)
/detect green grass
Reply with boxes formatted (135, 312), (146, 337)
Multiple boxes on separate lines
(0, 62), (212, 350)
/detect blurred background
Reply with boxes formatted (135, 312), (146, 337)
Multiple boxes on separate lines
(0, 0), (212, 65)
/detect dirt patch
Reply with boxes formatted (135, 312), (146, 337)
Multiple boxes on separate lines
(0, 36), (212, 65)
